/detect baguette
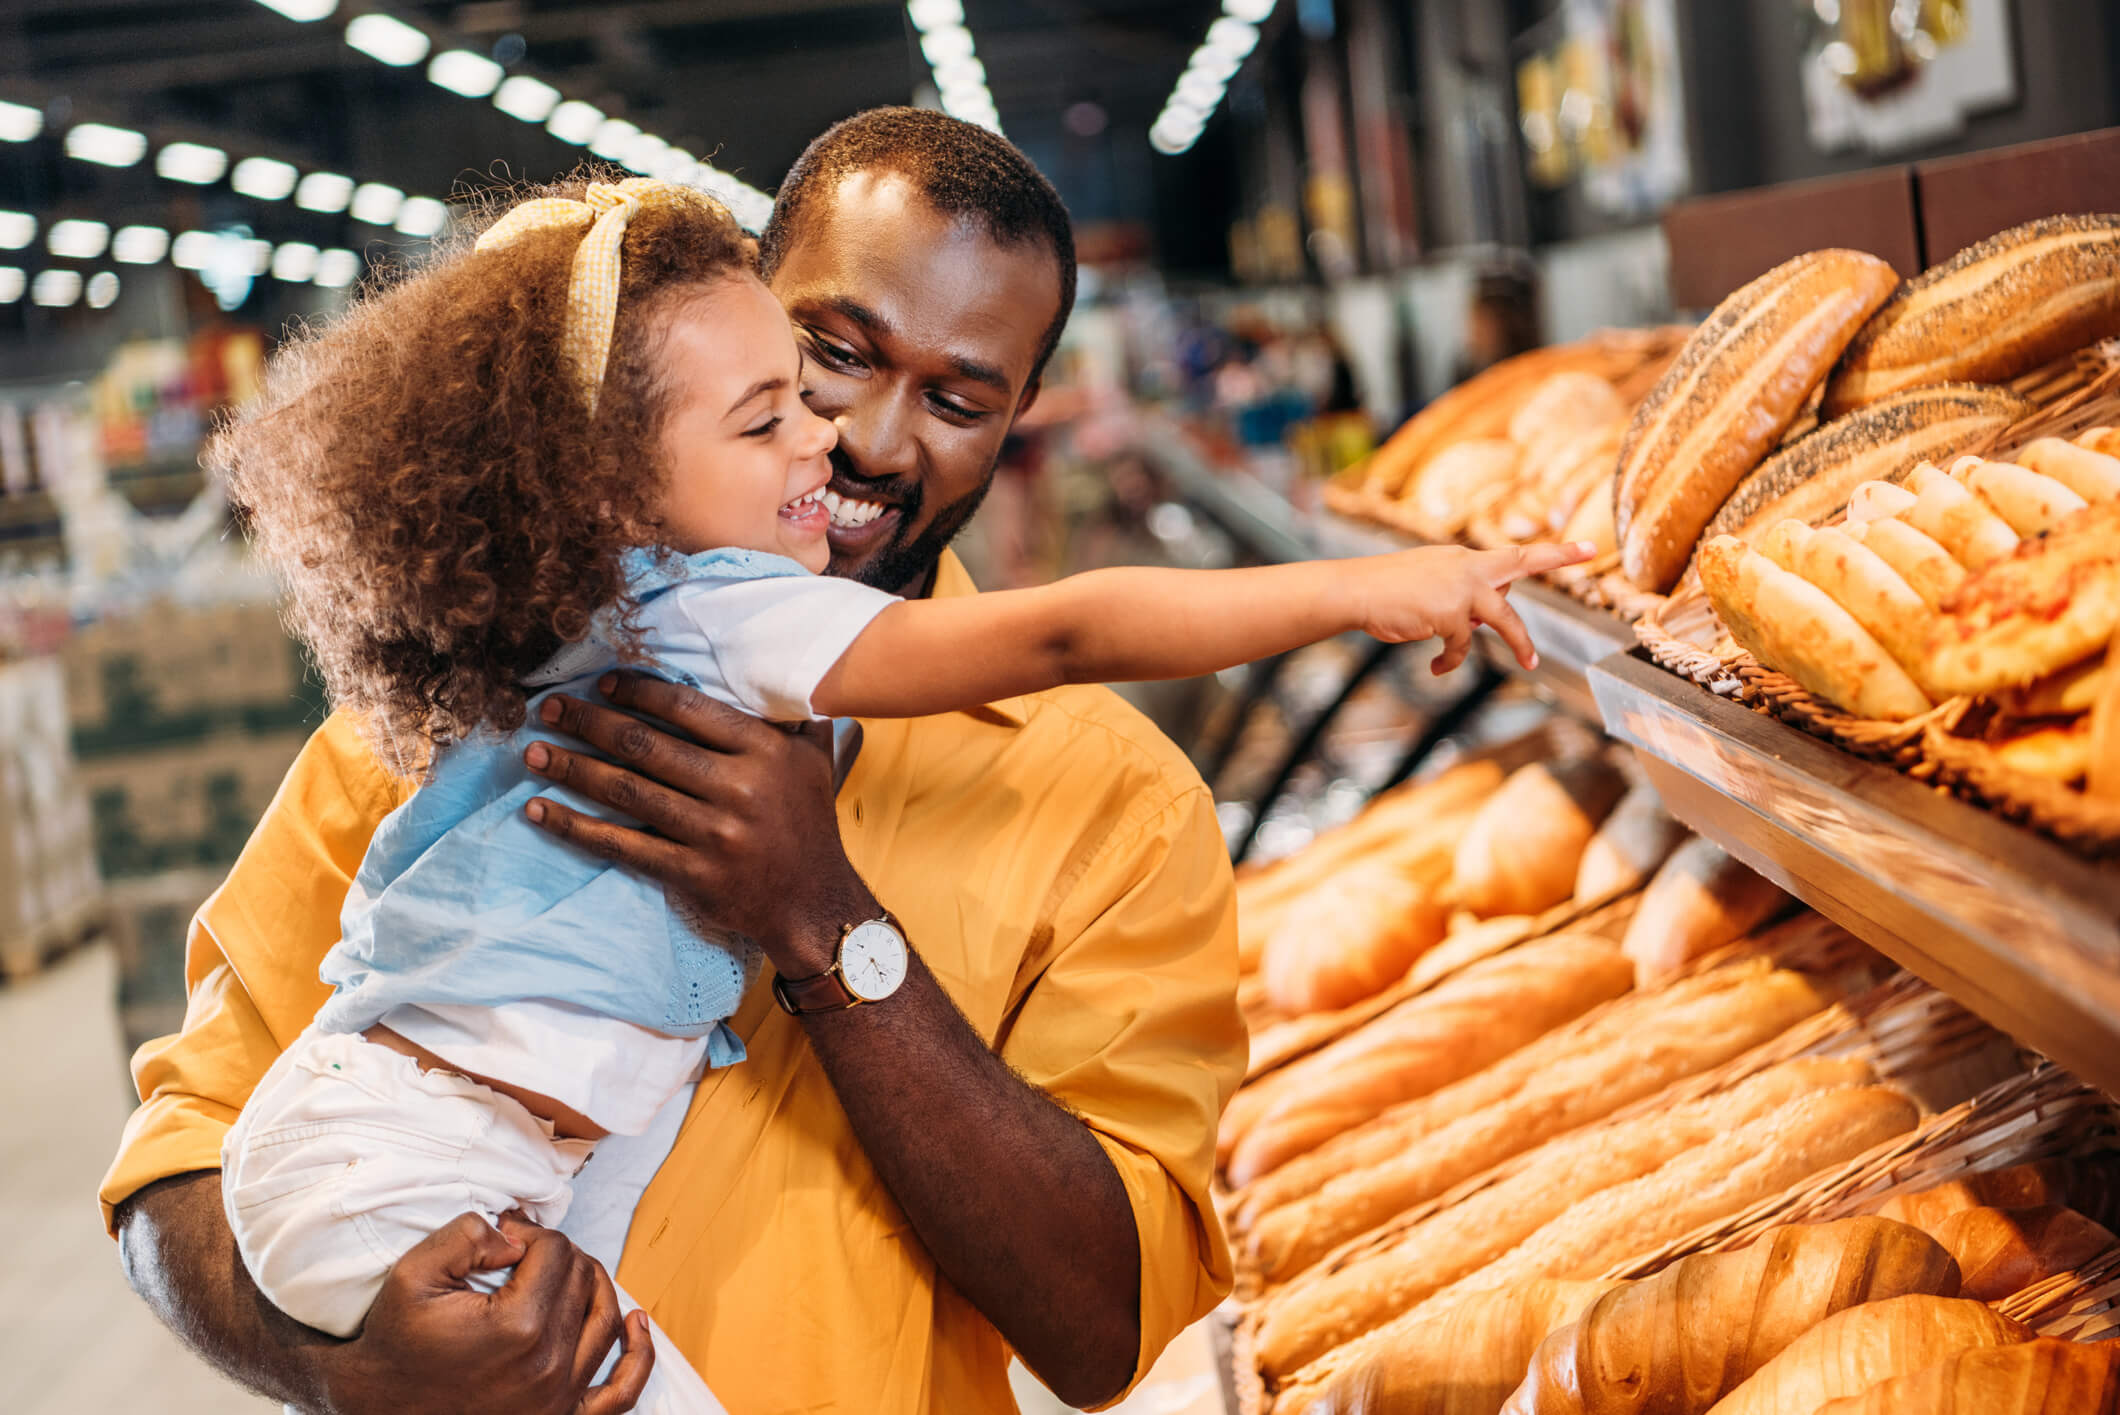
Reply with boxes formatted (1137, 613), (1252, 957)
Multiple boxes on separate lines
(1452, 760), (1629, 918)
(1871, 1155), (2120, 1234)
(1617, 250), (1900, 591)
(1822, 214), (2120, 416)
(1956, 458), (2089, 537)
(1929, 1204), (2118, 1302)
(1443, 1087), (1919, 1300)
(1573, 784), (1689, 902)
(1226, 936), (1634, 1184)
(1235, 960), (1821, 1231)
(1904, 463), (2020, 569)
(1796, 526), (1944, 696)
(1840, 517), (1966, 610)
(1703, 1296), (2032, 1415)
(2017, 435), (2120, 502)
(1811, 1337), (2120, 1414)
(1619, 836), (1791, 987)
(1501, 1216), (1960, 1415)
(1924, 502), (2120, 695)
(1255, 1057), (1877, 1380)
(1245, 969), (1841, 1283)
(1261, 860), (1450, 1014)
(1284, 1281), (1622, 1415)
(1699, 384), (2029, 549)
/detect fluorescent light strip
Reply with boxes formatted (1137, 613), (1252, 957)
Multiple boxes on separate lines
(345, 12), (430, 66)
(272, 242), (320, 282)
(1152, 2), (1272, 155)
(0, 268), (21, 303)
(350, 182), (404, 226)
(0, 211), (34, 250)
(253, 0), (337, 19)
(493, 75), (561, 122)
(547, 100), (603, 145)
(231, 155), (299, 200)
(295, 171), (354, 212)
(428, 49), (503, 98)
(315, 248), (361, 288)
(48, 219), (110, 260)
(31, 269), (81, 307)
(66, 122), (148, 167)
(112, 225), (170, 264)
(394, 196), (449, 237)
(905, 6), (1001, 134)
(156, 141), (229, 184)
(87, 272), (121, 309)
(0, 100), (42, 142)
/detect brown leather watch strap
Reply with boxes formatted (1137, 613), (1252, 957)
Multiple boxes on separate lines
(772, 965), (859, 1015)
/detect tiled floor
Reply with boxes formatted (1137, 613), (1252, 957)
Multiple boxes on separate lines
(0, 940), (276, 1414)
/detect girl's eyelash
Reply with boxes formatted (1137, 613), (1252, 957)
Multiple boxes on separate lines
(745, 416), (783, 439)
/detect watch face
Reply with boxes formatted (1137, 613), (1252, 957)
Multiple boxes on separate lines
(840, 919), (908, 1002)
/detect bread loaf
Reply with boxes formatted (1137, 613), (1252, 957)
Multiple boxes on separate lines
(1226, 936), (1634, 1184)
(1283, 1281), (1622, 1415)
(1957, 459), (2091, 537)
(1871, 1155), (2120, 1234)
(1841, 517), (1967, 610)
(1262, 861), (1450, 1014)
(1364, 344), (1614, 498)
(1619, 837), (1791, 987)
(1500, 1216), (1961, 1415)
(1563, 471), (1620, 558)
(1810, 1337), (2120, 1415)
(1699, 384), (2029, 550)
(1245, 968), (1841, 1283)
(1234, 959), (1825, 1231)
(1573, 785), (1689, 902)
(1255, 1057), (1877, 1380)
(2017, 436), (2120, 503)
(1444, 1087), (1919, 1301)
(1929, 1205), (2117, 1302)
(1453, 760), (1629, 918)
(1616, 250), (1900, 591)
(1703, 1296), (2032, 1415)
(1924, 502), (2120, 695)
(1822, 214), (2120, 416)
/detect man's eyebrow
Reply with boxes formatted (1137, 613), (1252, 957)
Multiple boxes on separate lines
(826, 295), (891, 336)
(725, 376), (786, 418)
(948, 355), (1012, 394)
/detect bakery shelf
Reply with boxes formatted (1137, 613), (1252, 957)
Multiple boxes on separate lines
(1590, 648), (2120, 1101)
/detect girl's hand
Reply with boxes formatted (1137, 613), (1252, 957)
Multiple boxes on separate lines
(1356, 541), (1597, 674)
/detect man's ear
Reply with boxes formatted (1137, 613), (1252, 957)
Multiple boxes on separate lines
(1012, 378), (1043, 422)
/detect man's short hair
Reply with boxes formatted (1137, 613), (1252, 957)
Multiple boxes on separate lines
(760, 107), (1077, 386)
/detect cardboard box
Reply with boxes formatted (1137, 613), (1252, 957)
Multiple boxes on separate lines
(75, 728), (308, 880)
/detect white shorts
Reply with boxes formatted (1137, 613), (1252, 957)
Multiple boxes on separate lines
(224, 1026), (721, 1413)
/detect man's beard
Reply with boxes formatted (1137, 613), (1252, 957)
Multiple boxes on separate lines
(832, 470), (994, 595)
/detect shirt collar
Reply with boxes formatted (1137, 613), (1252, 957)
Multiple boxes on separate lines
(928, 550), (1030, 727)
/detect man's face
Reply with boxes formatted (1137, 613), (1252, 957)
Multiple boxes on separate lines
(766, 171), (1063, 595)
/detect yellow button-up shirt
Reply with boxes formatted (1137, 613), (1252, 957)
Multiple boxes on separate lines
(101, 551), (1245, 1413)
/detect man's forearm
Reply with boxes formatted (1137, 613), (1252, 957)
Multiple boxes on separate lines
(799, 949), (1143, 1408)
(115, 1171), (337, 1411)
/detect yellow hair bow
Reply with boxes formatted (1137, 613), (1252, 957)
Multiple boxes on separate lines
(475, 177), (703, 414)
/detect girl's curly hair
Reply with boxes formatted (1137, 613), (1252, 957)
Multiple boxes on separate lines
(213, 169), (753, 767)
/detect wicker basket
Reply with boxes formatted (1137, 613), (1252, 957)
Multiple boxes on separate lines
(1920, 699), (2120, 859)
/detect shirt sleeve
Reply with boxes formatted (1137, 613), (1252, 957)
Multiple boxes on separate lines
(993, 782), (1246, 1407)
(669, 575), (900, 722)
(99, 713), (412, 1232)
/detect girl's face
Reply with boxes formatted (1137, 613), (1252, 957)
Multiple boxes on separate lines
(654, 272), (839, 571)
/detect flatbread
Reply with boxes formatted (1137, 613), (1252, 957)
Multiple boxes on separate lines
(1959, 459), (2088, 536)
(1926, 502), (2120, 695)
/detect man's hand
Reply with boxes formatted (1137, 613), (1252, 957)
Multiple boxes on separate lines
(522, 673), (870, 977)
(116, 1172), (650, 1415)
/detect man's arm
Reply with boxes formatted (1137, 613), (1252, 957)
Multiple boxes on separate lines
(524, 682), (1167, 1408)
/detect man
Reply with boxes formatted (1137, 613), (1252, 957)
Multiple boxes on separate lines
(102, 108), (1246, 1414)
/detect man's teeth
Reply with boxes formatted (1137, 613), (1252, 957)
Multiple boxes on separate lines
(821, 489), (888, 528)
(787, 486), (828, 510)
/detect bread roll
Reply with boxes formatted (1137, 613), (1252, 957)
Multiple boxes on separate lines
(1245, 969), (1841, 1283)
(2017, 436), (2120, 502)
(1562, 470), (1620, 558)
(1263, 861), (1451, 1014)
(1501, 1216), (1960, 1415)
(1822, 214), (2120, 415)
(1844, 517), (1968, 610)
(2090, 627), (2120, 799)
(1810, 1337), (2120, 1415)
(1412, 439), (1522, 535)
(1703, 1296), (2032, 1415)
(1285, 1281), (1623, 1415)
(1925, 502), (2120, 695)
(1905, 463), (2021, 569)
(1871, 1155), (2120, 1234)
(1847, 479), (1920, 525)
(1757, 519), (1813, 574)
(1255, 1057), (1877, 1379)
(1444, 1087), (1919, 1300)
(1453, 760), (1629, 918)
(1958, 459), (2090, 537)
(1929, 1204), (2118, 1302)
(1226, 936), (1633, 1184)
(1619, 837), (1791, 987)
(1796, 526), (1944, 696)
(1573, 785), (1689, 901)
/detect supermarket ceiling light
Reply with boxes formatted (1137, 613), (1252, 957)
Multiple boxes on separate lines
(315, 248), (361, 288)
(346, 13), (430, 66)
(31, 269), (82, 307)
(253, 0), (337, 19)
(492, 75), (561, 122)
(86, 272), (121, 309)
(1153, 0), (1274, 156)
(65, 122), (148, 168)
(231, 156), (299, 201)
(546, 99), (603, 145)
(171, 230), (219, 270)
(1205, 16), (1262, 60)
(907, 9), (1001, 134)
(0, 211), (33, 249)
(623, 133), (669, 173)
(295, 170), (354, 212)
(1223, 0), (1275, 21)
(428, 49), (503, 97)
(272, 241), (320, 282)
(48, 219), (110, 259)
(112, 225), (170, 264)
(395, 196), (449, 237)
(0, 268), (21, 303)
(589, 118), (640, 160)
(907, 0), (962, 30)
(156, 141), (229, 185)
(350, 181), (404, 225)
(0, 100), (42, 142)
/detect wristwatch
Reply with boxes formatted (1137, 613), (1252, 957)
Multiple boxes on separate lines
(772, 915), (910, 1015)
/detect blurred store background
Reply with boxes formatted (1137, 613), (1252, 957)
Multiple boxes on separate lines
(1, 1), (2117, 1411)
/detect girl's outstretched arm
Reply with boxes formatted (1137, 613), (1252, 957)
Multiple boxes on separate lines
(810, 540), (1594, 720)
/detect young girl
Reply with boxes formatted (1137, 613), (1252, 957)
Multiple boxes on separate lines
(213, 175), (1586, 1411)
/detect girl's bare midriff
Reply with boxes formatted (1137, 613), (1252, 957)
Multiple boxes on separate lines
(362, 1024), (609, 1141)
